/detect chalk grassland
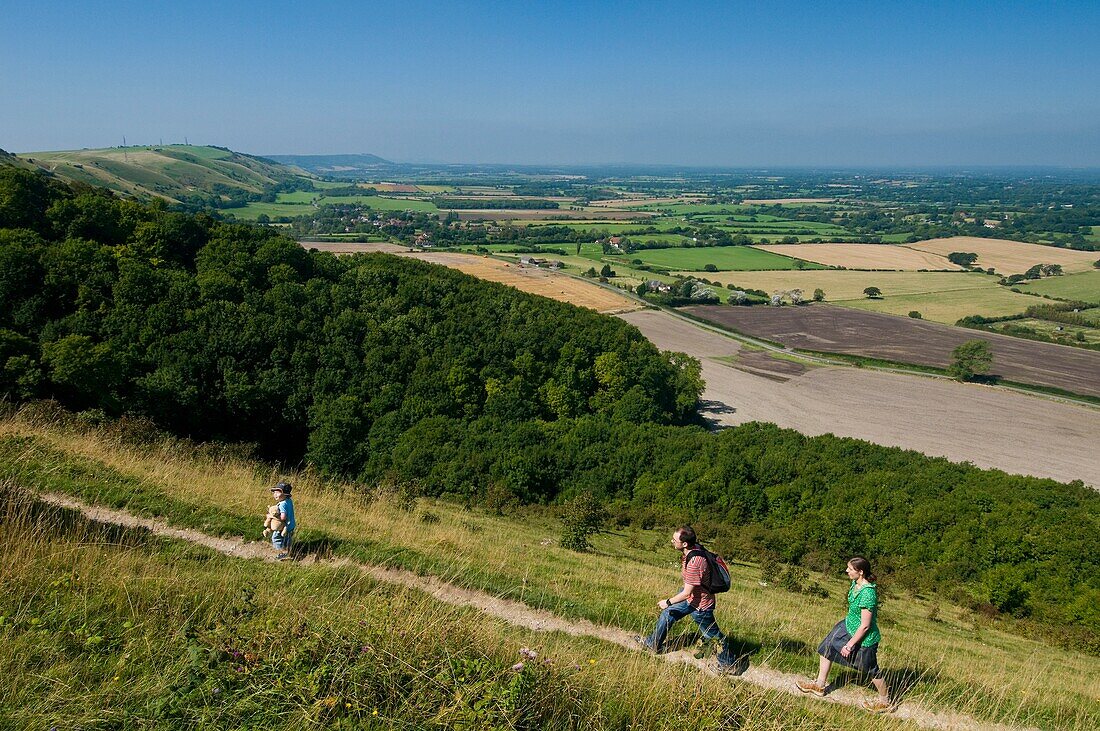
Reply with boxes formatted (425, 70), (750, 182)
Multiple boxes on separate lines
(622, 309), (1100, 488)
(837, 286), (1041, 323)
(753, 244), (961, 271)
(625, 247), (825, 271)
(21, 146), (288, 203)
(2, 413), (1098, 729)
(681, 304), (1100, 399)
(908, 237), (1099, 275)
(1015, 270), (1100, 304)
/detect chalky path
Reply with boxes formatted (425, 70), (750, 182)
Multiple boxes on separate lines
(40, 491), (1036, 731)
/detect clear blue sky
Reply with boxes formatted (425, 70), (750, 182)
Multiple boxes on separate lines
(2, 1), (1098, 166)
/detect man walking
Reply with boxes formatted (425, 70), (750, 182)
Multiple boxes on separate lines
(636, 526), (735, 671)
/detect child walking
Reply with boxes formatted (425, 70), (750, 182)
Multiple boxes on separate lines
(796, 556), (893, 713)
(268, 481), (295, 561)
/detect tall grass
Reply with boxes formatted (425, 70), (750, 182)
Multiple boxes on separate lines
(1, 483), (862, 729)
(1, 404), (1097, 729)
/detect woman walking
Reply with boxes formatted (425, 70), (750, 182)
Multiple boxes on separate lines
(796, 557), (893, 713)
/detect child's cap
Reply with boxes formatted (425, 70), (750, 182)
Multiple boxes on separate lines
(271, 481), (292, 495)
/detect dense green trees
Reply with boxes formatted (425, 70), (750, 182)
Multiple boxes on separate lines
(2, 166), (1098, 649)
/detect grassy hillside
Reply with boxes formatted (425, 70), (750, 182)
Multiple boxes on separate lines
(1, 406), (1097, 730)
(10, 145), (305, 204)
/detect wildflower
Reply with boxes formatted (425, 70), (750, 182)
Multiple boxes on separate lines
(372, 709), (379, 716)
(510, 662), (525, 672)
(588, 659), (596, 664)
(519, 647), (538, 661)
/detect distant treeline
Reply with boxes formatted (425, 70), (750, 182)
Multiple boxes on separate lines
(433, 198), (559, 210)
(1, 166), (1097, 651)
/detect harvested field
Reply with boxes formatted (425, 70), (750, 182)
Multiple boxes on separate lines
(620, 309), (1100, 486)
(363, 182), (421, 193)
(690, 270), (995, 301)
(299, 241), (640, 312)
(753, 243), (960, 270)
(908, 237), (1099, 275)
(682, 303), (1100, 398)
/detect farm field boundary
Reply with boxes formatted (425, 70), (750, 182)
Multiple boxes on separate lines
(681, 304), (1100, 399)
(620, 309), (1100, 486)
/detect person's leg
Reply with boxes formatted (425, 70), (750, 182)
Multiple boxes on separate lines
(646, 601), (693, 652)
(690, 609), (734, 666)
(871, 677), (888, 700)
(816, 654), (833, 686)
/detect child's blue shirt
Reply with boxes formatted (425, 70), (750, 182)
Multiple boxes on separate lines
(278, 498), (295, 531)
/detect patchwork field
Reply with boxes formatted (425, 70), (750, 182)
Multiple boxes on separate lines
(908, 237), (1099, 275)
(682, 303), (1100, 398)
(1015, 270), (1100, 304)
(625, 246), (823, 271)
(622, 309), (1100, 487)
(683, 270), (994, 299)
(838, 286), (1040, 323)
(753, 243), (960, 270)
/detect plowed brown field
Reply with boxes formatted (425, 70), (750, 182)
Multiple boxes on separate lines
(619, 309), (1100, 487)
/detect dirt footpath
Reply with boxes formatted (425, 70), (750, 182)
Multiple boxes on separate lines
(619, 309), (1100, 487)
(39, 492), (1033, 731)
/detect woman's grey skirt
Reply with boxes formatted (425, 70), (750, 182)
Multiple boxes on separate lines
(817, 620), (882, 678)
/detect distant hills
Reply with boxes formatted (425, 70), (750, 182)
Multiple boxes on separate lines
(2, 145), (306, 204)
(265, 153), (393, 176)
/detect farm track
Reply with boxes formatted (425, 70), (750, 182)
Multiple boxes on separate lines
(36, 491), (1035, 731)
(619, 309), (1100, 487)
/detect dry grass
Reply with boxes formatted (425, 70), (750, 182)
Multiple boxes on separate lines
(2, 410), (1098, 729)
(907, 237), (1099, 275)
(752, 244), (961, 271)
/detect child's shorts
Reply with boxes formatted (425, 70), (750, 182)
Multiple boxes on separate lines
(271, 529), (293, 552)
(817, 620), (882, 678)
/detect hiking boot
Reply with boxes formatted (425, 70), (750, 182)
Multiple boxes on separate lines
(862, 698), (895, 714)
(795, 679), (826, 697)
(276, 553), (291, 561)
(633, 635), (657, 654)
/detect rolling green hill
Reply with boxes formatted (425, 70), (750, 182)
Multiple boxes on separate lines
(6, 144), (307, 204)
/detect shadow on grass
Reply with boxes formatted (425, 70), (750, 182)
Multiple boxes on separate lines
(0, 482), (155, 547)
(829, 664), (938, 705)
(293, 535), (345, 561)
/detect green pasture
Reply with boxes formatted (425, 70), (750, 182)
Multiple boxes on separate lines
(226, 201), (317, 220)
(320, 195), (438, 212)
(992, 318), (1100, 346)
(1079, 307), (1100, 325)
(1015, 270), (1100, 304)
(626, 246), (824, 272)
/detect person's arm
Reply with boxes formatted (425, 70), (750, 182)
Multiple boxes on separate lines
(658, 582), (695, 610)
(841, 608), (873, 657)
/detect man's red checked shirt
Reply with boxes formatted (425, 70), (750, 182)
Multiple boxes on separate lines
(681, 546), (715, 610)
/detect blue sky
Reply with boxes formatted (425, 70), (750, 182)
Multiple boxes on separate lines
(2, 1), (1098, 166)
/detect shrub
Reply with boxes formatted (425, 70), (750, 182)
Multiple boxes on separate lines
(559, 492), (609, 552)
(908, 311), (922, 319)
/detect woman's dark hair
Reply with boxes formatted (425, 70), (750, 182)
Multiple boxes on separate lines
(848, 556), (877, 583)
(676, 526), (697, 545)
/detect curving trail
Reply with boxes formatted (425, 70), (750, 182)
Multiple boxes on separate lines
(39, 492), (1038, 731)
